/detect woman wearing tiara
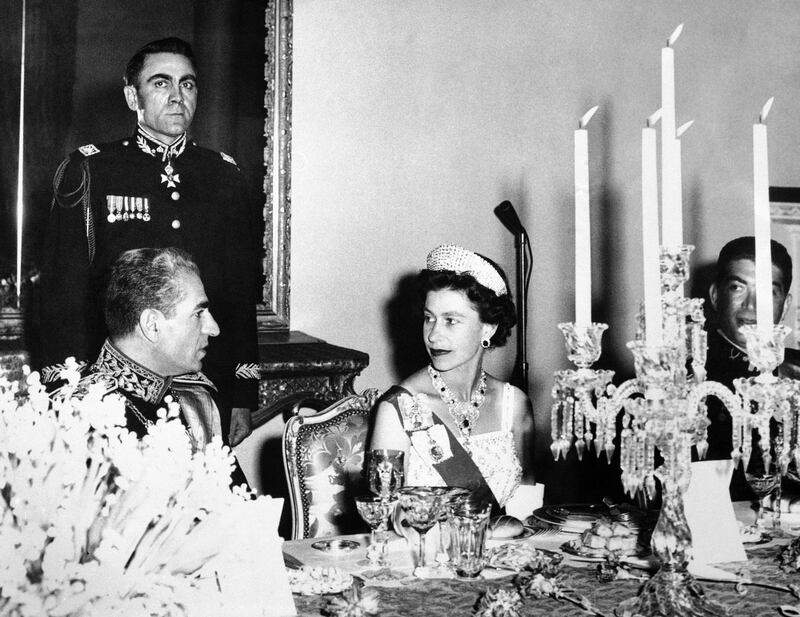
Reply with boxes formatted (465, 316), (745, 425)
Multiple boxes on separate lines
(370, 244), (535, 512)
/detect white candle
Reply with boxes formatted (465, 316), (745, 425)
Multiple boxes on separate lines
(660, 24), (683, 248)
(574, 106), (598, 328)
(15, 0), (26, 307)
(642, 116), (662, 345)
(754, 98), (774, 334)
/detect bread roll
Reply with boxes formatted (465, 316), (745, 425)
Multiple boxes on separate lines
(489, 515), (524, 539)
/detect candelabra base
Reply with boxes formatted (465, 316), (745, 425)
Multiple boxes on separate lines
(617, 567), (729, 617)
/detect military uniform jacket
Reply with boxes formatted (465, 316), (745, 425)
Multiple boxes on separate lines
(40, 127), (261, 414)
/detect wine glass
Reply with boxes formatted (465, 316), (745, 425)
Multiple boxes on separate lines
(367, 449), (405, 500)
(398, 486), (446, 577)
(744, 427), (782, 537)
(355, 494), (400, 579)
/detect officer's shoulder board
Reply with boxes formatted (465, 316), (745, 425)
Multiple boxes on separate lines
(68, 138), (128, 162)
(63, 372), (119, 400)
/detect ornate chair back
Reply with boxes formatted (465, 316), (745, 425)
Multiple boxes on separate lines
(282, 389), (379, 540)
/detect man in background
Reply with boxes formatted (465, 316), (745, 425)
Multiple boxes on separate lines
(39, 37), (260, 447)
(704, 236), (800, 499)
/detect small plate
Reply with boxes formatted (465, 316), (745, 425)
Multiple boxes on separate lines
(311, 539), (361, 553)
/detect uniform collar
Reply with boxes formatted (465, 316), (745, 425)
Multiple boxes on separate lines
(134, 125), (188, 162)
(716, 328), (749, 361)
(92, 339), (172, 403)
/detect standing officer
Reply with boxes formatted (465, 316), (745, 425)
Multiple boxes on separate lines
(39, 37), (259, 447)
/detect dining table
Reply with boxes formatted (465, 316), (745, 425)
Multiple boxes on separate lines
(282, 502), (800, 617)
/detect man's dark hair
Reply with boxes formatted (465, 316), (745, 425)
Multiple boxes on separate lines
(124, 37), (196, 88)
(715, 236), (793, 293)
(104, 247), (201, 337)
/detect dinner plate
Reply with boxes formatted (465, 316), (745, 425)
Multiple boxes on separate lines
(530, 504), (644, 534)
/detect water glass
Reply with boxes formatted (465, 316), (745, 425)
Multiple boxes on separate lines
(447, 499), (491, 578)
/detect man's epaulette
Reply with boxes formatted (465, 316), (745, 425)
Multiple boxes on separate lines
(67, 138), (129, 162)
(60, 372), (118, 401)
(188, 141), (242, 172)
(220, 151), (238, 167)
(40, 360), (89, 384)
(172, 372), (218, 391)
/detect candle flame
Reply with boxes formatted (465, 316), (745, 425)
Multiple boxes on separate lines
(759, 97), (774, 124)
(667, 23), (684, 47)
(646, 109), (662, 128)
(676, 120), (694, 138)
(579, 106), (599, 129)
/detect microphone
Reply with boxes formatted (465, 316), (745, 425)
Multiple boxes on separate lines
(494, 200), (526, 237)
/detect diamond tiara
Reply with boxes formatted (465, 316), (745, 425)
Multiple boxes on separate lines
(425, 244), (508, 296)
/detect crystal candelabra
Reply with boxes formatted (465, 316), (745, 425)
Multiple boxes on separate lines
(550, 244), (798, 616)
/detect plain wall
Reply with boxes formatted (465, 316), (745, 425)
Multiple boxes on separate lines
(288, 0), (800, 499)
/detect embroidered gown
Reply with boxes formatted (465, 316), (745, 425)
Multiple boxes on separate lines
(387, 383), (522, 507)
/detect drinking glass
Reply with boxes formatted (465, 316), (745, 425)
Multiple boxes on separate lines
(398, 487), (446, 577)
(744, 428), (781, 535)
(367, 449), (405, 500)
(355, 494), (399, 579)
(433, 487), (472, 570)
(447, 498), (492, 578)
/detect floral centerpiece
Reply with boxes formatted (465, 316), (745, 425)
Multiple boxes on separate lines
(0, 364), (289, 617)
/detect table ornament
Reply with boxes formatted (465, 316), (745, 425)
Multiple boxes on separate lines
(287, 566), (353, 596)
(0, 364), (294, 617)
(474, 588), (524, 617)
(779, 537), (800, 572)
(322, 582), (379, 617)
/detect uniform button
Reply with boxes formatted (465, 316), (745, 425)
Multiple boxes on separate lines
(171, 219), (181, 229)
(171, 191), (180, 201)
(122, 140), (129, 146)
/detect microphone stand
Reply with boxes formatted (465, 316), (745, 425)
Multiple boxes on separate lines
(512, 231), (529, 393)
(493, 201), (530, 395)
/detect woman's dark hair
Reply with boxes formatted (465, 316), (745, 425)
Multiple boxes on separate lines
(417, 266), (517, 347)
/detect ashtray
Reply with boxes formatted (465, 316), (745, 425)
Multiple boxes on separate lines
(311, 539), (360, 553)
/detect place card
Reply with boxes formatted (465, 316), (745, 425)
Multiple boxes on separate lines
(683, 460), (746, 564)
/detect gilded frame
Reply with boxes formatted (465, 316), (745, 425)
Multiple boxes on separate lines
(259, 0), (293, 332)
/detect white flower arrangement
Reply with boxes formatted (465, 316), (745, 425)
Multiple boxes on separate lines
(0, 363), (280, 617)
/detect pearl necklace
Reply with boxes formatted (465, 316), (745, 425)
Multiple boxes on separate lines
(427, 365), (487, 451)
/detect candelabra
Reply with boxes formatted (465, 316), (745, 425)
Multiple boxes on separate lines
(550, 245), (798, 616)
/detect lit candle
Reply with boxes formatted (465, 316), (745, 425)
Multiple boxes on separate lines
(754, 97), (774, 334)
(661, 24), (683, 248)
(574, 105), (598, 328)
(642, 111), (662, 345)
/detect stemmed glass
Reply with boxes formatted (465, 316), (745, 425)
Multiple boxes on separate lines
(744, 427), (782, 537)
(397, 486), (446, 577)
(355, 494), (399, 579)
(362, 449), (404, 577)
(367, 449), (405, 499)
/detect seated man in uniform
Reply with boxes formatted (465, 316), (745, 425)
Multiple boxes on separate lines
(74, 247), (244, 486)
(704, 236), (800, 500)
